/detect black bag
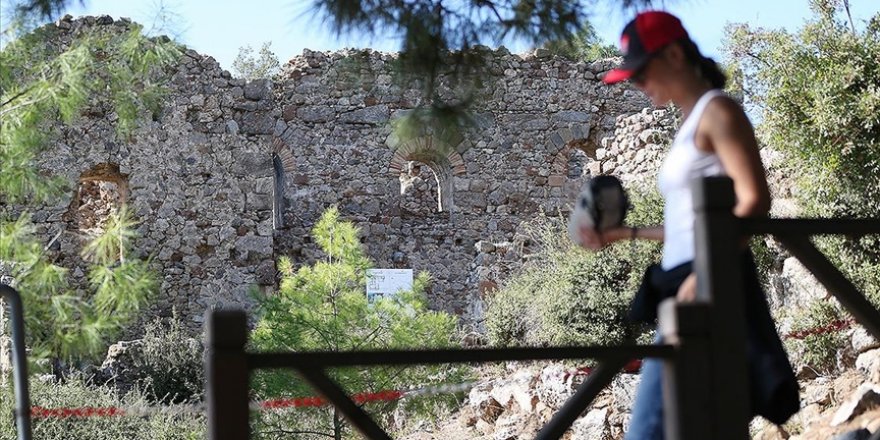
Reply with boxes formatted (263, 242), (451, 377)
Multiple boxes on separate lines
(628, 253), (800, 425)
(628, 261), (692, 323)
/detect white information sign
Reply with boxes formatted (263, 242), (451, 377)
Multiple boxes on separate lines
(366, 269), (413, 302)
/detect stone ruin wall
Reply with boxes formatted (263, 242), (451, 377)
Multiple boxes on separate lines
(3, 15), (678, 330)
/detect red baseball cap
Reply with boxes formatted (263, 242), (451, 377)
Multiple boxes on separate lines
(603, 11), (689, 84)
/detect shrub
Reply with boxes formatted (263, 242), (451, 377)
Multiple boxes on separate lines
(130, 312), (204, 404)
(0, 375), (204, 440)
(724, 3), (880, 317)
(249, 207), (469, 438)
(784, 300), (847, 374)
(485, 187), (663, 348)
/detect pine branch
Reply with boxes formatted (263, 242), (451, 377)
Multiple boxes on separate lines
(0, 86), (34, 109)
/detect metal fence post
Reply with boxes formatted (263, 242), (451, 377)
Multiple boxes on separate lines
(0, 284), (32, 440)
(206, 309), (250, 440)
(692, 177), (751, 438)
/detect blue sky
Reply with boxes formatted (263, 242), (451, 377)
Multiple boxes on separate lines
(27, 0), (880, 71)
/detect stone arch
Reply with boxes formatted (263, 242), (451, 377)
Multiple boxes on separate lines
(399, 161), (441, 214)
(66, 163), (128, 236)
(547, 124), (597, 186)
(386, 135), (467, 213)
(271, 138), (295, 229)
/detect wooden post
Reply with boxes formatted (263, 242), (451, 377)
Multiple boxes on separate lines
(659, 299), (712, 440)
(692, 177), (751, 438)
(207, 309), (250, 440)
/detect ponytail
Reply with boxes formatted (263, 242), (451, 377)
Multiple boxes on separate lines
(679, 38), (727, 89)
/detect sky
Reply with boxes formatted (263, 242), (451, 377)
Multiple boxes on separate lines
(14, 0), (880, 71)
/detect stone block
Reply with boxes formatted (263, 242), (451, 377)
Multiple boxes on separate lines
(550, 132), (565, 148)
(255, 260), (276, 285)
(339, 105), (390, 125)
(551, 110), (591, 124)
(500, 114), (549, 131)
(239, 112), (274, 135)
(246, 193), (271, 211)
(297, 106), (336, 123)
(243, 79), (271, 100)
(548, 175), (566, 187)
(570, 408), (610, 440)
(282, 105), (297, 121)
(856, 348), (880, 383)
(853, 327), (879, 354)
(831, 383), (880, 426)
(235, 235), (272, 256)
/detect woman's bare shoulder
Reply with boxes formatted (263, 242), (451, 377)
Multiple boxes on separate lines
(704, 95), (753, 133)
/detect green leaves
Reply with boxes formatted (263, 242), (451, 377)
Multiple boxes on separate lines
(722, 6), (880, 218)
(250, 207), (465, 437)
(231, 42), (281, 80)
(0, 19), (173, 368)
(1, 210), (156, 367)
(485, 187), (662, 348)
(1, 20), (181, 204)
(542, 22), (620, 61)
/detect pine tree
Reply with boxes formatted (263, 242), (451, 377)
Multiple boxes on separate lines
(1, 3), (180, 369)
(250, 207), (466, 438)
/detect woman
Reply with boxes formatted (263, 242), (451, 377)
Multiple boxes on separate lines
(579, 11), (797, 439)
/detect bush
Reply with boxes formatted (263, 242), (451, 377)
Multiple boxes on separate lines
(724, 3), (880, 317)
(0, 375), (204, 440)
(130, 312), (204, 404)
(486, 187), (663, 348)
(784, 300), (847, 374)
(249, 207), (469, 438)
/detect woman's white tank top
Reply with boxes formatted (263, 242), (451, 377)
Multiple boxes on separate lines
(657, 89), (727, 269)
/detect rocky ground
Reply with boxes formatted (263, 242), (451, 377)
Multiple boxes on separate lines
(397, 323), (880, 440)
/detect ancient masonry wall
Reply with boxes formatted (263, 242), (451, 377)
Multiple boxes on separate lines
(6, 16), (676, 329)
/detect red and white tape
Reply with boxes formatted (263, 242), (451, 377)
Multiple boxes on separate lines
(27, 319), (854, 419)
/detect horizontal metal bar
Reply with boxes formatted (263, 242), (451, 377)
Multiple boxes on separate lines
(248, 345), (675, 370)
(297, 367), (392, 440)
(741, 218), (880, 236)
(777, 236), (880, 341)
(535, 358), (629, 440)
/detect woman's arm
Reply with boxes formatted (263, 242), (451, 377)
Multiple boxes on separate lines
(677, 96), (771, 303)
(698, 97), (771, 218)
(577, 224), (664, 250)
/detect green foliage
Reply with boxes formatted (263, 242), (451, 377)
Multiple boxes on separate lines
(0, 5), (179, 369)
(1, 17), (181, 203)
(723, 1), (880, 220)
(0, 209), (156, 367)
(486, 187), (663, 348)
(542, 22), (620, 61)
(0, 375), (205, 440)
(723, 1), (880, 324)
(250, 206), (467, 438)
(130, 312), (204, 404)
(231, 41), (281, 80)
(784, 300), (847, 374)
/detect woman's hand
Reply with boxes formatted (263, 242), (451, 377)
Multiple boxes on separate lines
(676, 273), (698, 302)
(577, 225), (630, 250)
(577, 225), (605, 250)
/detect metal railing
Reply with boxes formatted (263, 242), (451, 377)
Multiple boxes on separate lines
(204, 176), (877, 440)
(5, 176), (878, 440)
(1, 284), (33, 440)
(205, 177), (880, 439)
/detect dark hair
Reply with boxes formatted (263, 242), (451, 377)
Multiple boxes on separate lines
(678, 38), (727, 89)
